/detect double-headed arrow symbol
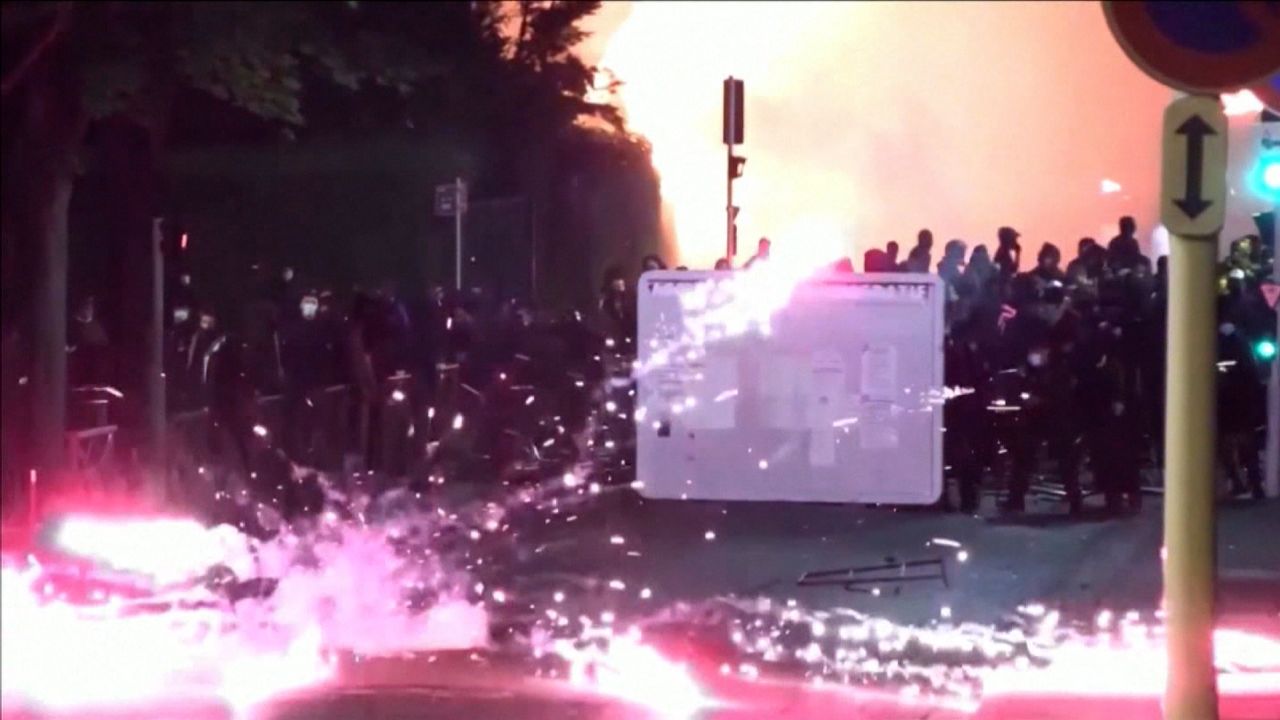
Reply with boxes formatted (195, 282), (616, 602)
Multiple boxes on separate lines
(1173, 114), (1216, 219)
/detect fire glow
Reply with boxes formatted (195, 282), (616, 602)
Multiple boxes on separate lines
(595, 1), (1167, 267)
(1, 508), (489, 717)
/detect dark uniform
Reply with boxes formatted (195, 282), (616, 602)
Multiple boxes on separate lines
(280, 313), (336, 464)
(1000, 278), (1085, 513)
(1081, 318), (1143, 513)
(1217, 307), (1267, 499)
(943, 317), (993, 513)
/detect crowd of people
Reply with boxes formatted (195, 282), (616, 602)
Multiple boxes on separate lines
(62, 214), (1276, 519)
(930, 218), (1272, 514)
(599, 218), (1275, 517)
(152, 262), (610, 483)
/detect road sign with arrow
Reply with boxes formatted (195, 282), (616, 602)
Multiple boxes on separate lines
(1160, 95), (1228, 237)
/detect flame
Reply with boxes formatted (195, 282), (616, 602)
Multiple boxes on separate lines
(0, 562), (333, 714)
(54, 514), (244, 585)
(2, 510), (489, 716)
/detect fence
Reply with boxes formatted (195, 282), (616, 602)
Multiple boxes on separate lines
(1, 372), (431, 527)
(1, 343), (610, 529)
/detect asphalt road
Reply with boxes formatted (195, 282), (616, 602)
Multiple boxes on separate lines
(5, 489), (1277, 719)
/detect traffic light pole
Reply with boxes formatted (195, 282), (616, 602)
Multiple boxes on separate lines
(726, 145), (735, 261)
(455, 177), (464, 291)
(723, 77), (743, 263)
(1267, 200), (1280, 499)
(1164, 231), (1219, 720)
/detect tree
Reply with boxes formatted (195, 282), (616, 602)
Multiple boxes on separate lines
(1, 0), (652, 482)
(466, 1), (650, 306)
(0, 1), (431, 478)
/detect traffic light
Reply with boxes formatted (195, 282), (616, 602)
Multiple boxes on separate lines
(1256, 338), (1278, 361)
(723, 77), (744, 146)
(729, 154), (746, 180)
(1249, 145), (1280, 204)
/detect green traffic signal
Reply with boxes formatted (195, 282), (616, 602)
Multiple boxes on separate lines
(1256, 338), (1278, 361)
(1249, 148), (1280, 203)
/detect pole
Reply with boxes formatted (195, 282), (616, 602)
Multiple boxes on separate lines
(726, 146), (734, 262)
(1164, 232), (1219, 720)
(454, 177), (464, 291)
(1266, 201), (1279, 498)
(530, 197), (538, 303)
(147, 218), (166, 495)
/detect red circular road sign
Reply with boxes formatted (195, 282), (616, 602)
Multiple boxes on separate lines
(1103, 1), (1280, 94)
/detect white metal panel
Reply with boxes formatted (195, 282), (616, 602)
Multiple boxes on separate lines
(635, 270), (944, 504)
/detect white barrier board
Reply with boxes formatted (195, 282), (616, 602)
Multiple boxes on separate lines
(635, 270), (944, 504)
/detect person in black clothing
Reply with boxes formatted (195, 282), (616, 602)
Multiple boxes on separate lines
(242, 268), (284, 394)
(366, 281), (411, 382)
(1030, 242), (1067, 287)
(407, 285), (443, 420)
(885, 241), (901, 270)
(863, 248), (888, 273)
(937, 240), (966, 286)
(1107, 216), (1145, 273)
(642, 254), (667, 273)
(68, 296), (110, 387)
(904, 229), (934, 273)
(993, 226), (1022, 281)
(743, 238), (772, 269)
(1000, 274), (1085, 514)
(1217, 287), (1267, 499)
(1065, 238), (1099, 282)
(1138, 255), (1169, 465)
(183, 310), (221, 404)
(1081, 314), (1144, 514)
(205, 332), (258, 487)
(943, 312), (992, 513)
(598, 265), (636, 348)
(280, 291), (335, 464)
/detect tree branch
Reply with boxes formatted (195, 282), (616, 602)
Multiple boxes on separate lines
(514, 2), (529, 63)
(1, 1), (74, 98)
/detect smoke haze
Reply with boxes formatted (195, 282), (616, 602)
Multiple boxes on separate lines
(589, 1), (1172, 267)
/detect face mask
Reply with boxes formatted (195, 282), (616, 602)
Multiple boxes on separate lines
(301, 299), (319, 319)
(174, 307), (190, 323)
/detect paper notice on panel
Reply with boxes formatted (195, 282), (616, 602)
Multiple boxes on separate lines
(860, 402), (899, 449)
(808, 350), (845, 466)
(859, 344), (898, 402)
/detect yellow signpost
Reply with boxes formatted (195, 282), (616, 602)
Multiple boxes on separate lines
(1159, 94), (1227, 720)
(1100, 3), (1279, 715)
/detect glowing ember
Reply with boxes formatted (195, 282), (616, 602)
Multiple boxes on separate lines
(2, 505), (489, 716)
(556, 632), (712, 719)
(54, 514), (241, 585)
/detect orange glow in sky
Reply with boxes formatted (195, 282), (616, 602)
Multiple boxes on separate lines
(591, 1), (1173, 269)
